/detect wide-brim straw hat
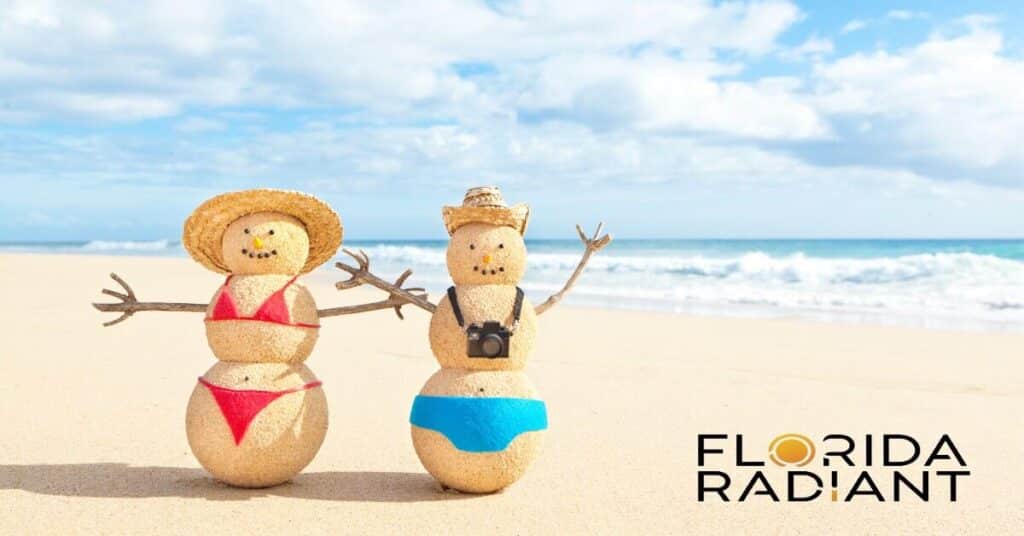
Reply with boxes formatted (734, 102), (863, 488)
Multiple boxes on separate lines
(183, 189), (342, 274)
(442, 186), (529, 236)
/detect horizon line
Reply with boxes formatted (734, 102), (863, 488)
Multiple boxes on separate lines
(2, 237), (1024, 244)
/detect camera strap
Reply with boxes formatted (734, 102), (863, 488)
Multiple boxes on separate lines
(447, 286), (466, 328)
(447, 286), (525, 332)
(511, 287), (525, 331)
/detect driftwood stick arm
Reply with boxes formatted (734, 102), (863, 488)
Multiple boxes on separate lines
(318, 297), (414, 318)
(92, 272), (206, 327)
(92, 302), (207, 314)
(534, 223), (613, 315)
(334, 249), (437, 315)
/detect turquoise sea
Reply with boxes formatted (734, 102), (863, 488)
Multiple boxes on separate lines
(4, 239), (1023, 331)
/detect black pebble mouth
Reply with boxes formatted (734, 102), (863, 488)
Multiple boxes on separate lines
(472, 266), (505, 275)
(243, 249), (278, 259)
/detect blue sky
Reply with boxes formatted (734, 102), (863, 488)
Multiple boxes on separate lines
(1, 0), (1023, 240)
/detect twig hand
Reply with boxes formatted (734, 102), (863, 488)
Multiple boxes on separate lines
(576, 222), (613, 253)
(334, 249), (435, 317)
(94, 273), (139, 326)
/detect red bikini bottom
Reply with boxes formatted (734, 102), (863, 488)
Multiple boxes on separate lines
(198, 377), (322, 445)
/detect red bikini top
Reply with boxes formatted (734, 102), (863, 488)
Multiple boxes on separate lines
(207, 275), (319, 328)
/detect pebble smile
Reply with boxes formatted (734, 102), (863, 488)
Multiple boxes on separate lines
(473, 265), (505, 275)
(241, 248), (278, 259)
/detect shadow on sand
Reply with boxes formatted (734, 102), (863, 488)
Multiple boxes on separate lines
(0, 463), (473, 502)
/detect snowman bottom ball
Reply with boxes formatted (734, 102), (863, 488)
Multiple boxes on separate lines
(186, 362), (328, 488)
(410, 370), (547, 493)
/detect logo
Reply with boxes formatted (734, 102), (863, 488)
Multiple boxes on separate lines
(697, 433), (970, 502)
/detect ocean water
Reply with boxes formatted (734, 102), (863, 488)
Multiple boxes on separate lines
(4, 238), (1024, 331)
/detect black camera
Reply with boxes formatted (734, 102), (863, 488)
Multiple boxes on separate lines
(466, 321), (511, 358)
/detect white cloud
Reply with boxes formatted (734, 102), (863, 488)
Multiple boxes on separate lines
(838, 10), (927, 38)
(0, 116), (937, 193)
(42, 92), (180, 121)
(779, 35), (834, 61)
(812, 19), (1024, 175)
(840, 19), (867, 34)
(886, 10), (925, 21)
(7, 0), (59, 28)
(0, 0), (1021, 201)
(0, 0), (802, 123)
(517, 53), (827, 140)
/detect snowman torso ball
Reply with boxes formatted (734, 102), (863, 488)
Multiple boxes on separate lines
(204, 211), (321, 363)
(429, 222), (537, 371)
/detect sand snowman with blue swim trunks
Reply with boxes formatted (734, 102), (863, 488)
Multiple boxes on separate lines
(397, 186), (610, 493)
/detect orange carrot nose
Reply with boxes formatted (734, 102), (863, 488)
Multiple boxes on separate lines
(253, 237), (264, 250)
(482, 254), (492, 264)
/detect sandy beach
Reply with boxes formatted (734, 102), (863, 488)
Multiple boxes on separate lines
(1, 252), (1022, 534)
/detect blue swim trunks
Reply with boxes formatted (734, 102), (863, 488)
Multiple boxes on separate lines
(410, 395), (548, 453)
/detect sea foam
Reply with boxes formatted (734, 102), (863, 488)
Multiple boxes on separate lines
(355, 244), (1024, 331)
(80, 240), (177, 252)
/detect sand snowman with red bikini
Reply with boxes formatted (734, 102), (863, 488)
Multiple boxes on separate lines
(95, 189), (422, 488)
(342, 186), (611, 493)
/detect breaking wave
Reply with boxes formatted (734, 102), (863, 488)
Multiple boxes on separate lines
(80, 240), (178, 252)
(356, 245), (1024, 331)
(359, 246), (1022, 286)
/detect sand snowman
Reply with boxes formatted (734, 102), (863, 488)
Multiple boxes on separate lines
(94, 189), (423, 488)
(343, 186), (611, 493)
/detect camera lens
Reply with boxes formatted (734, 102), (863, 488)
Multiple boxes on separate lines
(481, 333), (504, 357)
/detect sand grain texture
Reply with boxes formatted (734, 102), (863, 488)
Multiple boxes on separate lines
(1, 254), (1022, 534)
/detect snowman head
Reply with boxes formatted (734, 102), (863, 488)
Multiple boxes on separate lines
(184, 189), (342, 275)
(221, 212), (310, 275)
(447, 223), (527, 285)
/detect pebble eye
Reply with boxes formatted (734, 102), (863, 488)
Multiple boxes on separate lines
(244, 228), (250, 234)
(469, 244), (475, 250)
(268, 229), (275, 235)
(499, 243), (504, 249)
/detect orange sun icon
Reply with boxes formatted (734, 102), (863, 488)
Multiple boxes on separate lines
(769, 433), (815, 467)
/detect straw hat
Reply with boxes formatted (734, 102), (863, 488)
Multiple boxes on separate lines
(442, 186), (529, 236)
(183, 189), (342, 274)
